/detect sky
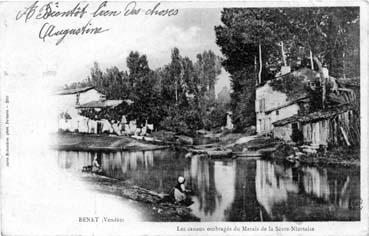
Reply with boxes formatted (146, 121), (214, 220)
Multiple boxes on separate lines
(1, 2), (230, 94)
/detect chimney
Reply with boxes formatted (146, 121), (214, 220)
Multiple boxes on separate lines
(280, 66), (291, 76)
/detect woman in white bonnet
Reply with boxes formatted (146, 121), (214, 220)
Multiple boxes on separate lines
(173, 176), (190, 204)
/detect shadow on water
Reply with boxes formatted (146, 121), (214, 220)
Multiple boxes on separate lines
(56, 149), (360, 221)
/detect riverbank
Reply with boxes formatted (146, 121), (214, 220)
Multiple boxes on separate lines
(52, 131), (360, 167)
(50, 132), (169, 152)
(268, 142), (360, 168)
(79, 173), (199, 221)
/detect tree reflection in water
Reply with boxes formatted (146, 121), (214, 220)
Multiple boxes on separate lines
(255, 160), (360, 221)
(56, 150), (360, 221)
(188, 156), (236, 221)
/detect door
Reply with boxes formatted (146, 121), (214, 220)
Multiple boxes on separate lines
(97, 122), (103, 134)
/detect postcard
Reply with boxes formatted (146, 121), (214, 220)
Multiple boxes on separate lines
(0, 0), (368, 235)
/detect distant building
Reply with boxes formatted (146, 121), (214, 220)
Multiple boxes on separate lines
(55, 86), (140, 135)
(255, 66), (359, 147)
(55, 86), (103, 132)
(76, 97), (133, 134)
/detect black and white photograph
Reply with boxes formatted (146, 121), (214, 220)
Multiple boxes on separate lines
(0, 1), (368, 235)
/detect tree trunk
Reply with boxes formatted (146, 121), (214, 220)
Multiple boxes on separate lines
(342, 52), (346, 79)
(175, 82), (178, 103)
(313, 56), (325, 109)
(310, 50), (314, 70)
(258, 43), (262, 84)
(254, 55), (257, 85)
(280, 42), (287, 66)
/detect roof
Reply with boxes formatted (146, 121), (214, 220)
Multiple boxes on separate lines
(265, 96), (309, 114)
(273, 104), (354, 126)
(56, 86), (96, 95)
(256, 68), (320, 89)
(77, 99), (133, 108)
(257, 68), (320, 102)
(337, 77), (360, 87)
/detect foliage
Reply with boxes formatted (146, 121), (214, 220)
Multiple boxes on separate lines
(226, 68), (256, 131)
(217, 86), (231, 105)
(203, 102), (228, 130)
(90, 63), (130, 99)
(72, 48), (228, 134)
(269, 74), (307, 101)
(160, 105), (203, 135)
(215, 7), (359, 131)
(194, 50), (222, 100)
(59, 112), (72, 120)
(78, 101), (132, 124)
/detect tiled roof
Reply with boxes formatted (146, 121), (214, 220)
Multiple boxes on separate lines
(273, 104), (354, 126)
(265, 96), (309, 114)
(77, 99), (133, 108)
(56, 86), (95, 95)
(337, 77), (360, 87)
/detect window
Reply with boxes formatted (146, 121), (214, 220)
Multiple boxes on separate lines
(259, 98), (265, 112)
(276, 110), (279, 116)
(259, 119), (264, 132)
(76, 93), (80, 105)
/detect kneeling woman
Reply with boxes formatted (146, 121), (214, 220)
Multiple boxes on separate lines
(172, 176), (192, 205)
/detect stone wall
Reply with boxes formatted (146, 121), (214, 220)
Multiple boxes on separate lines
(273, 125), (292, 141)
(256, 82), (299, 134)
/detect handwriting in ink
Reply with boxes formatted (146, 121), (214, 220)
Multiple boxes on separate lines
(39, 20), (109, 46)
(92, 1), (121, 17)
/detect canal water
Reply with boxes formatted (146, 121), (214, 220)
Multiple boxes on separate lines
(56, 149), (360, 221)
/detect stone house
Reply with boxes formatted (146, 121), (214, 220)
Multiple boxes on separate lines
(255, 66), (310, 134)
(255, 67), (358, 147)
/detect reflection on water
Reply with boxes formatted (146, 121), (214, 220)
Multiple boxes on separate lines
(56, 150), (360, 221)
(188, 156), (236, 221)
(255, 160), (360, 221)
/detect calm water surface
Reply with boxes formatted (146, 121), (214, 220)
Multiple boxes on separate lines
(56, 149), (360, 221)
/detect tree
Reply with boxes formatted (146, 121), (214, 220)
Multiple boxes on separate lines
(215, 7), (359, 130)
(217, 86), (231, 105)
(130, 71), (164, 127)
(125, 51), (165, 127)
(126, 51), (151, 87)
(194, 50), (222, 101)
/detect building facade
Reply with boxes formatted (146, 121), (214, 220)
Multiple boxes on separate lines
(55, 86), (103, 132)
(255, 67), (358, 147)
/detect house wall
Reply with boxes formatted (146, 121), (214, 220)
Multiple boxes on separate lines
(56, 89), (103, 132)
(302, 121), (328, 146)
(256, 82), (299, 134)
(78, 89), (102, 105)
(302, 110), (354, 146)
(273, 124), (293, 141)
